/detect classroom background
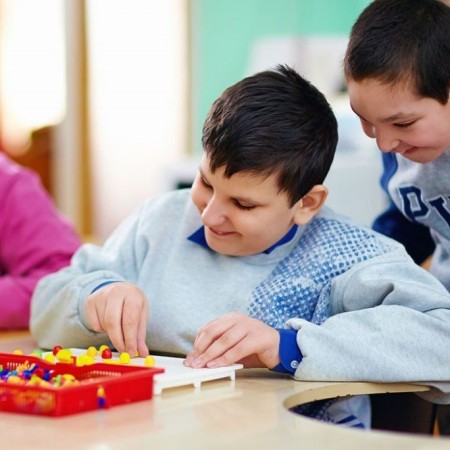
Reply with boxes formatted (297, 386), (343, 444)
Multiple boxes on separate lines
(0, 0), (382, 244)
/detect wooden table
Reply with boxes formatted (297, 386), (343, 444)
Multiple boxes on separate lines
(0, 332), (448, 449)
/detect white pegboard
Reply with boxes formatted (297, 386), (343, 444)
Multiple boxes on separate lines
(44, 348), (243, 395)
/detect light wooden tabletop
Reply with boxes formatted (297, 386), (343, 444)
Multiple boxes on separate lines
(0, 331), (448, 449)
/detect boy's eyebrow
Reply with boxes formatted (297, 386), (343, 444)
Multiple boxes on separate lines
(198, 167), (210, 181)
(350, 104), (416, 123)
(233, 195), (263, 205)
(350, 104), (369, 122)
(199, 166), (264, 205)
(380, 112), (417, 123)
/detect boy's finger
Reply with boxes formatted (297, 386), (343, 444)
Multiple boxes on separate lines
(193, 316), (235, 354)
(184, 352), (195, 366)
(103, 297), (126, 353)
(206, 338), (254, 368)
(85, 293), (108, 333)
(192, 327), (246, 368)
(85, 303), (102, 332)
(137, 302), (149, 357)
(122, 297), (145, 355)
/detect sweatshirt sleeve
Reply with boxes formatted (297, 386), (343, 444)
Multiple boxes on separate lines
(287, 248), (450, 403)
(0, 165), (81, 329)
(30, 204), (146, 349)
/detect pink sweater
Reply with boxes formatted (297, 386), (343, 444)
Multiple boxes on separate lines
(0, 153), (81, 329)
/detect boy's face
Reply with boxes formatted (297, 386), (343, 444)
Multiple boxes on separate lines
(191, 155), (302, 256)
(347, 78), (450, 163)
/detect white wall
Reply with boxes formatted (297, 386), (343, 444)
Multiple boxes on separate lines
(325, 97), (387, 227)
(0, 0), (65, 152)
(86, 1), (188, 241)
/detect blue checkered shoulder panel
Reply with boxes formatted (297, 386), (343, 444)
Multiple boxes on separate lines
(248, 218), (394, 328)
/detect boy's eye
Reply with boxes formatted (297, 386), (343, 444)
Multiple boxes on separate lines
(200, 176), (212, 188)
(395, 121), (415, 128)
(234, 201), (256, 211)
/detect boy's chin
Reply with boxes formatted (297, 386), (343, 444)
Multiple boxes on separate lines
(206, 240), (261, 257)
(204, 230), (269, 256)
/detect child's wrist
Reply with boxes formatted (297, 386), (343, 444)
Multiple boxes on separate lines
(270, 328), (303, 374)
(91, 280), (121, 294)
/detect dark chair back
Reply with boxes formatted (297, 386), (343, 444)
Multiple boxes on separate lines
(371, 392), (436, 434)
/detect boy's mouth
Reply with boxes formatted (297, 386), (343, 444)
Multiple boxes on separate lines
(396, 146), (419, 156)
(208, 227), (235, 237)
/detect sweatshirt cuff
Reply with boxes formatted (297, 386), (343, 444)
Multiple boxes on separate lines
(91, 280), (120, 294)
(270, 328), (303, 374)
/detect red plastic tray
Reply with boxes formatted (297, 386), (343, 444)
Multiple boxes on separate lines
(0, 352), (164, 417)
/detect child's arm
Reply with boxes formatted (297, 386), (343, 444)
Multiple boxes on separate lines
(0, 167), (81, 328)
(85, 282), (149, 357)
(290, 247), (450, 400)
(184, 312), (280, 369)
(30, 206), (146, 350)
(0, 259), (76, 329)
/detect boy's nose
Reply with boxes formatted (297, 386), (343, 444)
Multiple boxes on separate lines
(201, 197), (226, 227)
(375, 130), (400, 153)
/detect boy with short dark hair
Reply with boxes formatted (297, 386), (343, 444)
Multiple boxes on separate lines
(31, 65), (450, 428)
(344, 0), (450, 432)
(344, 0), (450, 278)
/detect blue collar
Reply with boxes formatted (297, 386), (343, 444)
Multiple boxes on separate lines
(187, 224), (298, 254)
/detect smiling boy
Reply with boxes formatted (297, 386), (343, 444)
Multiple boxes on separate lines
(347, 81), (450, 164)
(31, 65), (450, 428)
(344, 0), (450, 431)
(344, 0), (450, 283)
(191, 157), (326, 257)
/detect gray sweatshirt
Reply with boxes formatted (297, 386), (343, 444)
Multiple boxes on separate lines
(380, 149), (450, 290)
(31, 189), (450, 414)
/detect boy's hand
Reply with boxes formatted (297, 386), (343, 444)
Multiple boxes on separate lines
(85, 282), (149, 357)
(184, 312), (280, 369)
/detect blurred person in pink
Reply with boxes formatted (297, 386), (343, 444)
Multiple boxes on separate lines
(0, 152), (81, 329)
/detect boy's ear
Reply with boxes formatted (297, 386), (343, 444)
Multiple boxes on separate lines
(293, 185), (328, 225)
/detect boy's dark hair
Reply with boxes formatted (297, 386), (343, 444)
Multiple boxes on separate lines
(201, 65), (338, 206)
(344, 0), (450, 105)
